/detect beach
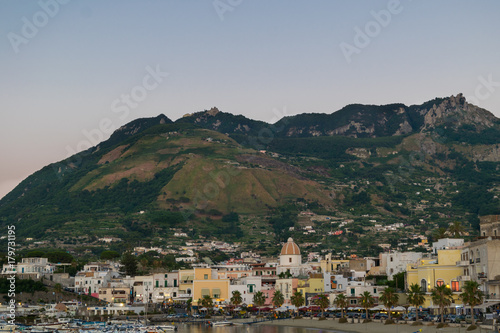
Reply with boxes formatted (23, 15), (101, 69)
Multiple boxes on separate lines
(255, 318), (487, 333)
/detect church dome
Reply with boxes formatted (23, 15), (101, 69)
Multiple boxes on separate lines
(281, 237), (300, 255)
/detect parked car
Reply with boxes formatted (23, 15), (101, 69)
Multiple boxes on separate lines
(373, 313), (388, 320)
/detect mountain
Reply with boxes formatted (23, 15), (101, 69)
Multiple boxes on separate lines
(180, 94), (498, 140)
(1, 94), (499, 257)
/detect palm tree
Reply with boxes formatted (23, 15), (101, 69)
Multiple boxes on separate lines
(448, 221), (465, 238)
(314, 294), (329, 318)
(460, 281), (484, 326)
(334, 294), (348, 318)
(290, 291), (305, 316)
(379, 287), (399, 320)
(272, 290), (285, 309)
(431, 284), (453, 324)
(432, 227), (448, 241)
(200, 294), (214, 315)
(360, 291), (374, 320)
(406, 283), (425, 322)
(186, 298), (192, 315)
(230, 290), (243, 315)
(54, 283), (63, 303)
(253, 291), (266, 316)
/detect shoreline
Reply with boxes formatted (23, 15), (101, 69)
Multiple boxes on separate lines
(252, 318), (481, 333)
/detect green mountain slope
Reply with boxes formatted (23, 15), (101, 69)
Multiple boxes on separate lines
(0, 94), (499, 256)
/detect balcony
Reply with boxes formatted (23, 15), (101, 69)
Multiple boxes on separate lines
(476, 258), (481, 263)
(456, 260), (469, 266)
(478, 272), (487, 279)
(458, 275), (471, 281)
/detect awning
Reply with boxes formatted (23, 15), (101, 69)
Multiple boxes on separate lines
(370, 305), (385, 311)
(201, 289), (210, 296)
(473, 302), (500, 310)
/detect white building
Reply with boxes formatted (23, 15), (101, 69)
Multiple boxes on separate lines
(381, 251), (423, 280)
(432, 238), (464, 254)
(1, 257), (55, 278)
(324, 273), (349, 292)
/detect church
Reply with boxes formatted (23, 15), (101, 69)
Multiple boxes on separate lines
(277, 237), (310, 276)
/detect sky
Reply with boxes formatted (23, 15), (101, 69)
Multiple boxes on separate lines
(1, 0), (500, 199)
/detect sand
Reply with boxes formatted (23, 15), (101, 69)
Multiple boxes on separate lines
(254, 318), (484, 333)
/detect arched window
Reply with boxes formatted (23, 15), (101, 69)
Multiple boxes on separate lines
(436, 279), (444, 287)
(421, 279), (427, 292)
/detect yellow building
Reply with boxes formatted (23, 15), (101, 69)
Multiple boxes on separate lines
(320, 254), (349, 273)
(178, 269), (194, 296)
(193, 268), (230, 306)
(297, 273), (325, 304)
(406, 249), (463, 307)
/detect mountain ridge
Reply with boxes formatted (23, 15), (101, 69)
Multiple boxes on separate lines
(0, 94), (499, 255)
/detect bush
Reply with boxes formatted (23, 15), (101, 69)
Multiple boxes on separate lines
(411, 321), (422, 326)
(436, 323), (447, 328)
(466, 324), (477, 331)
(363, 319), (372, 323)
(319, 317), (326, 321)
(384, 319), (395, 325)
(338, 317), (348, 323)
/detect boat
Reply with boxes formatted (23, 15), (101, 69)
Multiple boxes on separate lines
(0, 320), (16, 333)
(210, 321), (233, 327)
(156, 325), (177, 331)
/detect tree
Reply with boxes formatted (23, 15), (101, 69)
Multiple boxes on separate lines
(431, 284), (453, 324)
(448, 221), (465, 238)
(407, 283), (425, 322)
(379, 287), (399, 320)
(100, 250), (120, 260)
(314, 294), (329, 318)
(253, 291), (266, 316)
(186, 298), (192, 315)
(120, 252), (138, 276)
(460, 281), (484, 326)
(360, 291), (374, 320)
(230, 290), (242, 314)
(54, 283), (63, 302)
(200, 295), (213, 314)
(334, 294), (348, 318)
(290, 291), (305, 314)
(272, 290), (284, 309)
(432, 227), (448, 241)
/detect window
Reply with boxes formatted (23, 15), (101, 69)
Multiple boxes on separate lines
(451, 281), (460, 292)
(204, 274), (208, 280)
(373, 288), (377, 294)
(289, 258), (292, 263)
(350, 299), (357, 304)
(390, 257), (393, 262)
(249, 284), (254, 293)
(351, 288), (355, 295)
(156, 281), (159, 288)
(436, 279), (444, 287)
(165, 281), (168, 287)
(421, 279), (427, 292)
(174, 279), (178, 287)
(187, 288), (192, 295)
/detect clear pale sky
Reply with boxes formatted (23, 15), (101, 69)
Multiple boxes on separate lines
(1, 0), (500, 199)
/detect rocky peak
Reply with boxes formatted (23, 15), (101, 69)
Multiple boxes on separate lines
(422, 94), (496, 131)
